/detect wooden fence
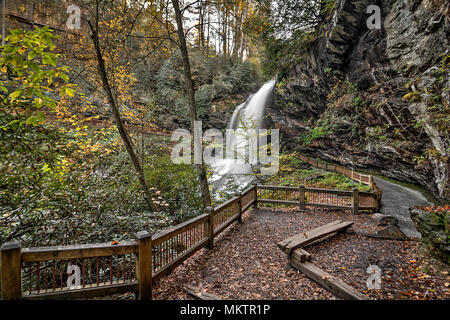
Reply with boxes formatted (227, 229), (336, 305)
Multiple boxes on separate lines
(0, 176), (379, 301)
(296, 154), (382, 211)
(256, 185), (377, 213)
(0, 184), (257, 300)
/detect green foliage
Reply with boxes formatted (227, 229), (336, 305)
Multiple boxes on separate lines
(0, 28), (204, 247)
(321, 0), (336, 14)
(426, 53), (450, 134)
(366, 126), (388, 142)
(268, 152), (370, 191)
(155, 50), (261, 122)
(144, 155), (203, 224)
(261, 30), (317, 79)
(0, 116), (198, 246)
(301, 118), (333, 145)
(0, 27), (76, 127)
(257, 0), (324, 39)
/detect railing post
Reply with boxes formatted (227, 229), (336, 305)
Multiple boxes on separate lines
(135, 231), (152, 300)
(238, 192), (243, 223)
(206, 207), (214, 249)
(1, 240), (22, 300)
(352, 188), (359, 215)
(298, 185), (305, 211)
(253, 184), (258, 209)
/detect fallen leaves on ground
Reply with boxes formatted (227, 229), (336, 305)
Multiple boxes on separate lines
(99, 207), (450, 300)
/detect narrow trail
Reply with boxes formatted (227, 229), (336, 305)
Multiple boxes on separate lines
(372, 177), (432, 239)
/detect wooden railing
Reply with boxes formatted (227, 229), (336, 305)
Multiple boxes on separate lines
(19, 241), (139, 300)
(296, 154), (382, 211)
(256, 185), (377, 213)
(0, 185), (258, 300)
(0, 177), (376, 301)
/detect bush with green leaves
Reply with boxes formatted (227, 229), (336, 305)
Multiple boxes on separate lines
(154, 50), (261, 123)
(0, 28), (204, 247)
(0, 27), (75, 127)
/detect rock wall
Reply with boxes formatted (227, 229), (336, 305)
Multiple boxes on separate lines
(269, 0), (449, 201)
(410, 206), (449, 263)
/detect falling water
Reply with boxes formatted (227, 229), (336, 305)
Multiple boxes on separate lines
(210, 80), (276, 193)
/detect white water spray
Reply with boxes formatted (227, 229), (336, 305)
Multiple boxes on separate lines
(210, 80), (276, 191)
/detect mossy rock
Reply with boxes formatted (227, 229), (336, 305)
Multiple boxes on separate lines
(410, 206), (450, 264)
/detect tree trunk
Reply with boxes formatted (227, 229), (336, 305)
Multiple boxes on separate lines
(205, 6), (210, 56)
(171, 0), (212, 209)
(232, 13), (242, 60)
(198, 0), (205, 53)
(87, 12), (157, 212)
(222, 6), (228, 58)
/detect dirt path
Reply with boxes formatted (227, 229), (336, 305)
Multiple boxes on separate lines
(149, 208), (448, 300)
(373, 177), (432, 239)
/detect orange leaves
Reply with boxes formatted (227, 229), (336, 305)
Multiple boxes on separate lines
(422, 205), (450, 213)
(400, 290), (414, 296)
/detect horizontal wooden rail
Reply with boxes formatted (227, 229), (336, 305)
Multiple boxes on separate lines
(306, 203), (352, 210)
(305, 187), (353, 196)
(213, 213), (240, 237)
(258, 199), (299, 206)
(296, 154), (381, 211)
(21, 241), (138, 262)
(257, 185), (298, 191)
(152, 214), (209, 247)
(256, 184), (376, 212)
(242, 199), (256, 212)
(214, 196), (240, 212)
(23, 281), (138, 300)
(0, 184), (259, 301)
(1, 177), (380, 301)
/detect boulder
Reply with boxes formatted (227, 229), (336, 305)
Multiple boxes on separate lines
(375, 225), (408, 241)
(371, 213), (399, 226)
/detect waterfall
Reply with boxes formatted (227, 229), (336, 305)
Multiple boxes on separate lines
(210, 80), (276, 193)
(229, 80), (275, 132)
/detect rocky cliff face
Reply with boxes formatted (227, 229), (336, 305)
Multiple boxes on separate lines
(268, 0), (449, 201)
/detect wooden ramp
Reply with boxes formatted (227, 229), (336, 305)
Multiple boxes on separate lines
(279, 220), (368, 300)
(278, 220), (354, 254)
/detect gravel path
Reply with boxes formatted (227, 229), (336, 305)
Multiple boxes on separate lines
(373, 177), (432, 239)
